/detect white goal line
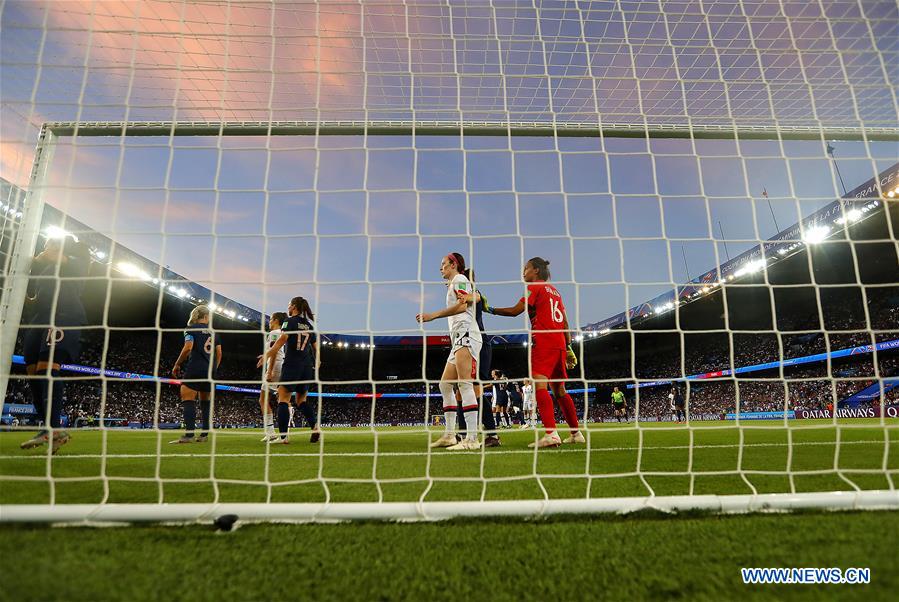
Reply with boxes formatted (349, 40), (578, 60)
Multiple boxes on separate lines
(0, 438), (887, 461)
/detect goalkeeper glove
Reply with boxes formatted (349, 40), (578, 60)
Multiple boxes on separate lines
(566, 346), (578, 370)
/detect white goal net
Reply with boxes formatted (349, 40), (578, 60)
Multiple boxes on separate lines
(1, 0), (898, 523)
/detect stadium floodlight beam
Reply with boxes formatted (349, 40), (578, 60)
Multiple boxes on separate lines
(803, 225), (832, 244)
(116, 261), (150, 281)
(44, 224), (73, 240)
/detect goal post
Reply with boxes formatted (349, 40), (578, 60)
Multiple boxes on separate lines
(1, 120), (898, 523)
(3, 490), (899, 525)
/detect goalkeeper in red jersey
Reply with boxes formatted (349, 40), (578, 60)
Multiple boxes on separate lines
(484, 257), (584, 448)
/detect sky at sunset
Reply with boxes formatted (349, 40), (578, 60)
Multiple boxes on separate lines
(2, 0), (896, 335)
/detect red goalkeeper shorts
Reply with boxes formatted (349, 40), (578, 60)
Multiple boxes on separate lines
(530, 346), (567, 381)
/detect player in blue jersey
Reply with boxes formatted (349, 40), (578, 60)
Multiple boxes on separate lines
(672, 386), (686, 423)
(170, 305), (221, 443)
(18, 254), (51, 430)
(20, 235), (90, 454)
(259, 296), (320, 443)
(491, 370), (512, 428)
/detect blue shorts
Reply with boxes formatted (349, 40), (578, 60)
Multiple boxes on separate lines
(280, 362), (315, 396)
(38, 327), (80, 365)
(181, 377), (213, 393)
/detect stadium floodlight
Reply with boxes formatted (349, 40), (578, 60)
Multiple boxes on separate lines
(44, 224), (74, 240)
(803, 225), (832, 244)
(93, 250), (106, 260)
(116, 261), (151, 281)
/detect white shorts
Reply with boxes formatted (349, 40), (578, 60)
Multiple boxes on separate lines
(523, 399), (535, 411)
(446, 329), (482, 373)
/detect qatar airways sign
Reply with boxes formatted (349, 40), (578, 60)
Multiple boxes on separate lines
(794, 405), (899, 419)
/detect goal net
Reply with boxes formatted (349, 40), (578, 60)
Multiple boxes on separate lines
(1, 1), (898, 524)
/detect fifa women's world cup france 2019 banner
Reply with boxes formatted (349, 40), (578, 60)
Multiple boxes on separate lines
(795, 405), (899, 420)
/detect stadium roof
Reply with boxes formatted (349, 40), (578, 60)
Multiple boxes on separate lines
(3, 161), (897, 346)
(583, 161), (899, 335)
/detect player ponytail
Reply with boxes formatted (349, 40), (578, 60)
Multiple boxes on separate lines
(446, 252), (466, 274)
(290, 296), (315, 321)
(188, 304), (210, 326)
(527, 256), (551, 280)
(464, 267), (475, 283)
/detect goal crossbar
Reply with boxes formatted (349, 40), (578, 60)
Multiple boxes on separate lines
(44, 120), (899, 141)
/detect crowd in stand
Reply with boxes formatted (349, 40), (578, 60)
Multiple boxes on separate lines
(6, 293), (898, 427)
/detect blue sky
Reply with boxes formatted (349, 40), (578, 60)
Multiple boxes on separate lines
(1, 1), (896, 335)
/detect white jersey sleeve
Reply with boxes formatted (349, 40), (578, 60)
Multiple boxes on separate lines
(266, 329), (285, 372)
(446, 273), (477, 334)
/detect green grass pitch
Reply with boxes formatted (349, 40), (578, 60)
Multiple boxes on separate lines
(1, 419), (897, 505)
(1, 419), (898, 601)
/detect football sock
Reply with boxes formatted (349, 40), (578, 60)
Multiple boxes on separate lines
(456, 404), (466, 438)
(558, 393), (580, 431)
(481, 397), (497, 436)
(32, 377), (47, 428)
(48, 371), (64, 429)
(439, 381), (457, 434)
(458, 382), (479, 441)
(535, 388), (556, 433)
(263, 411), (274, 432)
(299, 401), (316, 429)
(200, 398), (212, 436)
(182, 400), (196, 436)
(277, 402), (290, 437)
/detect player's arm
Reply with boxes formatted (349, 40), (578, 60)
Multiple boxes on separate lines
(312, 339), (320, 370)
(561, 309), (578, 369)
(172, 338), (193, 378)
(484, 297), (525, 317)
(416, 298), (468, 323)
(215, 344), (222, 370)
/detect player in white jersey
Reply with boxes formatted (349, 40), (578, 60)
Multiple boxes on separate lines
(520, 380), (537, 428)
(259, 312), (288, 442)
(416, 252), (483, 450)
(668, 389), (677, 422)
